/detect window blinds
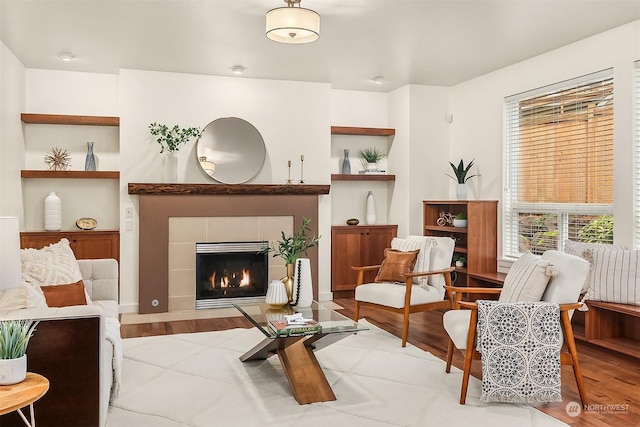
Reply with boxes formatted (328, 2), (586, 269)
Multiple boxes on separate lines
(504, 70), (614, 257)
(634, 61), (640, 249)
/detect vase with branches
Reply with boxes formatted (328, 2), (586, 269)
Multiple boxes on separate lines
(149, 122), (203, 182)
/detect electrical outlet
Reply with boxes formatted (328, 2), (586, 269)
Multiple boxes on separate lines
(125, 206), (133, 219)
(125, 220), (132, 231)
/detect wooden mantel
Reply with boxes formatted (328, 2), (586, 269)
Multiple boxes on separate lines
(128, 183), (330, 196)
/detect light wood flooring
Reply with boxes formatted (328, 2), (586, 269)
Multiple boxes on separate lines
(120, 296), (640, 427)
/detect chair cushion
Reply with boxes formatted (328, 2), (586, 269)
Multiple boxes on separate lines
(374, 249), (420, 283)
(442, 309), (472, 350)
(499, 251), (556, 302)
(41, 280), (88, 307)
(583, 247), (640, 305)
(355, 282), (443, 308)
(541, 250), (590, 305)
(391, 237), (436, 287)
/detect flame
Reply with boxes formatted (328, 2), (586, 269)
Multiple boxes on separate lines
(209, 268), (251, 288)
(240, 268), (250, 287)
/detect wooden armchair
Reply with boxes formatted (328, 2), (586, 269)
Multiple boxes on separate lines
(353, 236), (455, 347)
(442, 250), (590, 405)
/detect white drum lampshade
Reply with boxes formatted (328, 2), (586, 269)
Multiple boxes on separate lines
(0, 216), (22, 290)
(266, 0), (320, 44)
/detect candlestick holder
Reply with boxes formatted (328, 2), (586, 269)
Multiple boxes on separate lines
(285, 160), (293, 184)
(299, 155), (305, 184)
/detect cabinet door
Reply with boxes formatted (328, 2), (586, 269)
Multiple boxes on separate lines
(331, 228), (365, 291)
(363, 226), (397, 282)
(20, 231), (119, 262)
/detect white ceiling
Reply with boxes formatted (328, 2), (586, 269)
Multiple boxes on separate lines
(1, 0), (639, 92)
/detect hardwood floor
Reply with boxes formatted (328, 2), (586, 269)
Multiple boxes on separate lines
(120, 297), (640, 427)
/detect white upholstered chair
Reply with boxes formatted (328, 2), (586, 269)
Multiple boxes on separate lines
(442, 250), (590, 405)
(354, 236), (455, 347)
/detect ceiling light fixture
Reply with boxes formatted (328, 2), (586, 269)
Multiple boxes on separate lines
(371, 76), (385, 85)
(58, 53), (76, 62)
(266, 0), (320, 44)
(230, 65), (246, 75)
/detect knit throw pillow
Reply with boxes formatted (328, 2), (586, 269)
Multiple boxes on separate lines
(499, 251), (556, 302)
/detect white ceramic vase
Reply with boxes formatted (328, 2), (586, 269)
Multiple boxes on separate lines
(366, 190), (376, 225)
(44, 191), (62, 231)
(456, 183), (468, 200)
(265, 280), (288, 307)
(0, 355), (26, 385)
(292, 258), (313, 307)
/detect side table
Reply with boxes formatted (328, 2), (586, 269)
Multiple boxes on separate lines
(0, 372), (50, 427)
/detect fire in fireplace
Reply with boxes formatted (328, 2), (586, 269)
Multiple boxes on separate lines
(195, 241), (268, 309)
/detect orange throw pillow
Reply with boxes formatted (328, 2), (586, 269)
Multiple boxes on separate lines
(41, 280), (88, 307)
(374, 249), (420, 283)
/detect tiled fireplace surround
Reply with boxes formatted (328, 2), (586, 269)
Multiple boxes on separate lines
(129, 183), (329, 314)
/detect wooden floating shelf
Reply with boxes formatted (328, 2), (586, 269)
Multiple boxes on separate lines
(21, 170), (119, 179)
(21, 113), (120, 126)
(330, 126), (395, 136)
(128, 183), (330, 196)
(331, 174), (395, 181)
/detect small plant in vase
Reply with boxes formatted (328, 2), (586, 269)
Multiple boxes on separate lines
(261, 218), (320, 303)
(447, 159), (477, 200)
(454, 255), (466, 268)
(149, 122), (203, 182)
(359, 147), (386, 171)
(0, 319), (38, 385)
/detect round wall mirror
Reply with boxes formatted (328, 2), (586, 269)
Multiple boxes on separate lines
(196, 117), (266, 184)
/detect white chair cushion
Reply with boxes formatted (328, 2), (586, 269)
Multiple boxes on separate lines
(583, 247), (640, 305)
(405, 236), (455, 290)
(541, 250), (590, 305)
(499, 251), (555, 302)
(390, 237), (436, 287)
(443, 309), (472, 350)
(355, 282), (443, 308)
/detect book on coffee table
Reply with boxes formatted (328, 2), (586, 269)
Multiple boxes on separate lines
(268, 319), (322, 336)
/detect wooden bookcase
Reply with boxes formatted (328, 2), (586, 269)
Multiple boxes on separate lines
(423, 200), (498, 287)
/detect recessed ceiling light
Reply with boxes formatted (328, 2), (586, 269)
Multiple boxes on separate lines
(230, 65), (247, 75)
(58, 53), (76, 62)
(371, 76), (385, 85)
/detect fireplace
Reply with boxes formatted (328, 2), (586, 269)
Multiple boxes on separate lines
(195, 241), (268, 309)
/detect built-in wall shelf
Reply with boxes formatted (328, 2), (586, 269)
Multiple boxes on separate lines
(330, 126), (395, 136)
(21, 170), (120, 179)
(21, 113), (120, 126)
(331, 174), (395, 181)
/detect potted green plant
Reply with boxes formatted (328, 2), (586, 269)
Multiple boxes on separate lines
(453, 212), (467, 228)
(0, 319), (38, 385)
(447, 159), (477, 200)
(261, 218), (320, 301)
(454, 254), (466, 268)
(359, 147), (386, 171)
(149, 122), (203, 182)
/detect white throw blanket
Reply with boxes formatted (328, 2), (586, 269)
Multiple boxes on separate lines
(476, 300), (562, 404)
(105, 316), (123, 401)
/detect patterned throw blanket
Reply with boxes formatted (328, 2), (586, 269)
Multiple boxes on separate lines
(476, 300), (562, 404)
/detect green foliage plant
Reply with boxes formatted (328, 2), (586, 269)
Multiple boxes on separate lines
(0, 319), (38, 359)
(261, 218), (320, 264)
(578, 215), (614, 244)
(359, 147), (386, 164)
(447, 159), (477, 183)
(455, 212), (467, 220)
(149, 122), (203, 153)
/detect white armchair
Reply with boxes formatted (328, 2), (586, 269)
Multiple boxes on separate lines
(442, 250), (590, 405)
(354, 236), (455, 347)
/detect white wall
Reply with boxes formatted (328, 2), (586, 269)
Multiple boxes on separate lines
(0, 42), (26, 220)
(449, 20), (640, 256)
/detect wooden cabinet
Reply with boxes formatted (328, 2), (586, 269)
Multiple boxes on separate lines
(331, 225), (397, 292)
(20, 230), (120, 262)
(423, 200), (498, 287)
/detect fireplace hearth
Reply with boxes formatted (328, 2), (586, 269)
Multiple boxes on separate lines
(196, 241), (268, 309)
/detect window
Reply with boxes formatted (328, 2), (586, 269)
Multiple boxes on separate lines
(503, 70), (614, 257)
(635, 60), (640, 249)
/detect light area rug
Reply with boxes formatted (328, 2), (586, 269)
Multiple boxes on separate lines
(106, 319), (567, 427)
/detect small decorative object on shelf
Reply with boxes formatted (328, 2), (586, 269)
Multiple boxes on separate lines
(359, 147), (386, 172)
(453, 213), (468, 228)
(44, 147), (71, 171)
(447, 158), (477, 200)
(299, 154), (305, 184)
(454, 255), (466, 268)
(342, 148), (351, 174)
(0, 319), (38, 385)
(84, 141), (96, 171)
(436, 211), (455, 226)
(286, 160), (293, 184)
(366, 190), (376, 225)
(44, 191), (62, 231)
(346, 218), (359, 225)
(76, 217), (97, 230)
(149, 122), (203, 183)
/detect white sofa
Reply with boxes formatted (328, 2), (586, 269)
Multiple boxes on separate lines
(0, 258), (121, 427)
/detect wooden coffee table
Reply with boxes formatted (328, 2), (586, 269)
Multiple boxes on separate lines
(233, 301), (367, 405)
(0, 372), (50, 427)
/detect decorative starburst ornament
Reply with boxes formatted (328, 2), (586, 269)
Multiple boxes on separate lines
(44, 147), (71, 171)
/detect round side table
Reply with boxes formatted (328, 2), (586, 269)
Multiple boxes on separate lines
(0, 372), (50, 427)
